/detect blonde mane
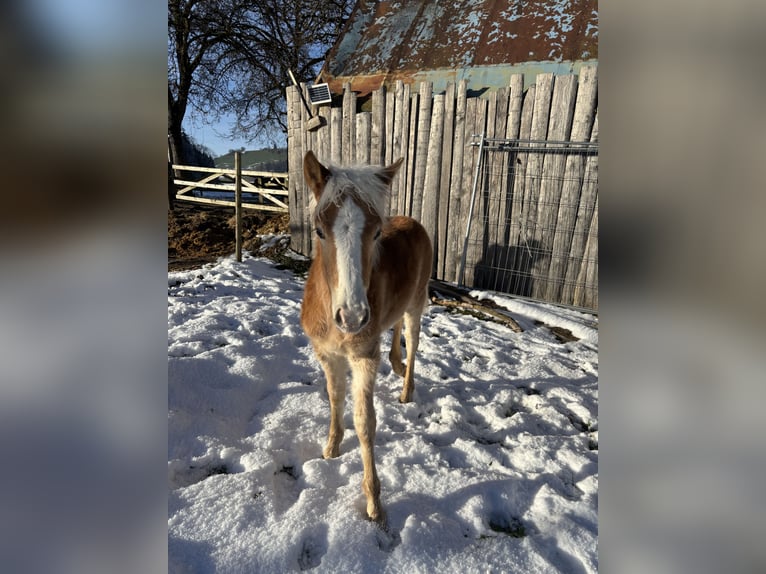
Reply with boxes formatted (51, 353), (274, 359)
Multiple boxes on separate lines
(310, 163), (390, 219)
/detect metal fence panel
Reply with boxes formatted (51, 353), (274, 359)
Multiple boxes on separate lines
(459, 136), (598, 310)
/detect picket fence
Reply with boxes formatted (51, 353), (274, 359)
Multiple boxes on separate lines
(286, 65), (598, 310)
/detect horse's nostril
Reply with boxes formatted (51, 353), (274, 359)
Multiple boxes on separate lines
(361, 308), (370, 326)
(334, 308), (344, 326)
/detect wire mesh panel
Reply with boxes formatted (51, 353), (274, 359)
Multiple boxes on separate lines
(459, 136), (598, 310)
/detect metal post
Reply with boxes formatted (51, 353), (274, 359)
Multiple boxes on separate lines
(235, 151), (242, 262)
(457, 133), (485, 286)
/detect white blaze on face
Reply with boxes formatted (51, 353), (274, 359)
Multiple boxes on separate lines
(331, 197), (370, 332)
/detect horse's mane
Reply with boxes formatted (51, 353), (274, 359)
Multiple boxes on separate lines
(311, 163), (390, 219)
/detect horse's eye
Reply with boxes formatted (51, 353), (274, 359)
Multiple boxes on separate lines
(315, 227), (325, 239)
(374, 228), (382, 240)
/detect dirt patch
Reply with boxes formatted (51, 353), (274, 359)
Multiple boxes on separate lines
(168, 202), (291, 271)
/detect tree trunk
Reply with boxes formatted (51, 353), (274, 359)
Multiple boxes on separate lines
(168, 86), (186, 210)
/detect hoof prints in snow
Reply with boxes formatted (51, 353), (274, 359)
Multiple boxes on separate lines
(297, 525), (328, 571)
(487, 514), (527, 538)
(170, 461), (233, 489)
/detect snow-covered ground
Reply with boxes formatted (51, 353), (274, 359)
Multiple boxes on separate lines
(168, 240), (598, 573)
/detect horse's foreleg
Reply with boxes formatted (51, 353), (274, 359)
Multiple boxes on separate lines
(318, 352), (348, 459)
(388, 319), (405, 377)
(399, 310), (422, 404)
(350, 351), (383, 523)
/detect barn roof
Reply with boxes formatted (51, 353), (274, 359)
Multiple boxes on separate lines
(319, 0), (598, 96)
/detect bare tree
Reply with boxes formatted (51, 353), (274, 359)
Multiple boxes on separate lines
(168, 0), (352, 162)
(221, 0), (352, 141)
(168, 0), (230, 166)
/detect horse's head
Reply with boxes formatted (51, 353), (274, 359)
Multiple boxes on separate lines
(303, 151), (402, 334)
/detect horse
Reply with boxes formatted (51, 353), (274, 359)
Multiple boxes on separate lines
(300, 151), (433, 524)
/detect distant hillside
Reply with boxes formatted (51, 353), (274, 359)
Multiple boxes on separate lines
(215, 148), (287, 172)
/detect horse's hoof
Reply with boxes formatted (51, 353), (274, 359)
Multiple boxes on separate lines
(323, 447), (340, 459)
(367, 507), (387, 527)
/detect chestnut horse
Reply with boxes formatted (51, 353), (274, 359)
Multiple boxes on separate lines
(300, 151), (433, 524)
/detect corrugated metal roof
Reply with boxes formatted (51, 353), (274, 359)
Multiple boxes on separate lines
(320, 0), (598, 95)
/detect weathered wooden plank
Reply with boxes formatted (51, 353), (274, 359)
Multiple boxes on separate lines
(174, 194), (287, 213)
(574, 197), (598, 309)
(445, 80), (468, 282)
(436, 81), (456, 279)
(286, 85), (305, 252)
(562, 110), (598, 305)
(371, 85), (385, 165)
(396, 82), (412, 215)
(548, 65), (598, 303)
(523, 73), (554, 245)
(299, 84), (313, 254)
(569, 65), (598, 144)
(498, 74), (524, 252)
(411, 81), (432, 222)
(506, 74), (524, 140)
(487, 88), (509, 271)
(170, 165), (228, 175)
(505, 83), (535, 295)
(342, 83), (356, 164)
(174, 173), (228, 194)
(300, 83), (311, 174)
(511, 75), (553, 297)
(317, 101), (331, 165)
(455, 95), (479, 284)
(421, 93), (445, 274)
(385, 85), (396, 167)
(241, 181), (289, 195)
(479, 90), (497, 283)
(356, 112), (371, 165)
(330, 106), (342, 164)
(388, 81), (404, 214)
(174, 179), (288, 197)
(533, 73), (578, 300)
(462, 96), (488, 287)
(301, 85), (317, 258)
(402, 91), (418, 216)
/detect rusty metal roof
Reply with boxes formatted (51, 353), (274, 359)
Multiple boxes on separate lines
(320, 0), (598, 95)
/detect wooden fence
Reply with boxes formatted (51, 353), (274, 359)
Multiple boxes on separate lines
(172, 152), (288, 261)
(286, 65), (598, 309)
(172, 163), (288, 213)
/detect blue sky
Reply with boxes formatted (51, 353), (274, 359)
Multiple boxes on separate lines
(183, 113), (257, 158)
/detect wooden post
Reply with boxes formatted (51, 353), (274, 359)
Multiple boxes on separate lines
(445, 80), (468, 282)
(411, 81), (433, 221)
(342, 83), (356, 164)
(563, 111), (599, 305)
(549, 66), (598, 303)
(356, 112), (371, 164)
(286, 85), (306, 253)
(534, 73), (577, 301)
(421, 93), (445, 275)
(235, 151), (242, 262)
(371, 85), (385, 165)
(436, 81), (456, 279)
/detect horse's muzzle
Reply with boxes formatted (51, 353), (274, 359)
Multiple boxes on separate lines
(334, 304), (370, 334)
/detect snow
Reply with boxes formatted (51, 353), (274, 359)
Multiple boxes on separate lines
(168, 244), (598, 573)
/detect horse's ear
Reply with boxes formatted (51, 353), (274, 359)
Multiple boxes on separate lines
(377, 157), (404, 187)
(304, 151), (331, 200)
